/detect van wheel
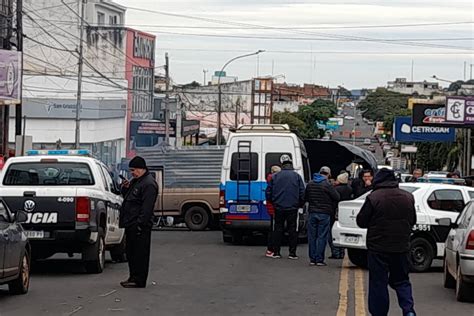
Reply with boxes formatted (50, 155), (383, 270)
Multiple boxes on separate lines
(409, 238), (434, 273)
(456, 264), (474, 302)
(8, 250), (30, 295)
(110, 235), (127, 263)
(84, 228), (106, 274)
(443, 256), (455, 289)
(347, 249), (368, 268)
(184, 206), (209, 231)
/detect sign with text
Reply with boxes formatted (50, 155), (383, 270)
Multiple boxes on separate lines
(412, 103), (447, 126)
(394, 117), (455, 143)
(445, 97), (474, 125)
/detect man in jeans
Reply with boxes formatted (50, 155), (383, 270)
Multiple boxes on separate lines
(357, 168), (416, 316)
(305, 166), (340, 266)
(266, 158), (305, 259)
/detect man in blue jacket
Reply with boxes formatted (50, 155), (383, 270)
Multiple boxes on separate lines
(266, 158), (305, 259)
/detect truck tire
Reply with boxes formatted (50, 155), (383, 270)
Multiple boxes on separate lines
(84, 228), (106, 274)
(8, 250), (30, 295)
(409, 237), (434, 273)
(110, 235), (127, 263)
(443, 256), (455, 289)
(347, 249), (368, 268)
(184, 206), (209, 231)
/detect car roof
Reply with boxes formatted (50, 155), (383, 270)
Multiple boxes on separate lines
(4, 155), (101, 165)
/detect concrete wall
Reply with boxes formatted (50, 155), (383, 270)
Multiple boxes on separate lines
(273, 101), (299, 113)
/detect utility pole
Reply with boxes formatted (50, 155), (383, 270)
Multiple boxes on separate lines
(203, 69), (208, 86)
(15, 0), (23, 138)
(411, 60), (414, 82)
(74, 0), (86, 149)
(464, 61), (467, 81)
(176, 100), (182, 148)
(470, 64), (473, 80)
(164, 53), (170, 145)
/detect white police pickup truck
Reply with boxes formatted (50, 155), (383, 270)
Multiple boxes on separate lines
(0, 150), (126, 273)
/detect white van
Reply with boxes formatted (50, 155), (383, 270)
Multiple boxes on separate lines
(219, 124), (311, 243)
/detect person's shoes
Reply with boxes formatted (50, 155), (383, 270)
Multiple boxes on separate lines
(288, 254), (299, 260)
(271, 253), (282, 259)
(121, 281), (146, 288)
(120, 278), (135, 287)
(309, 261), (316, 266)
(265, 250), (274, 258)
(316, 262), (327, 266)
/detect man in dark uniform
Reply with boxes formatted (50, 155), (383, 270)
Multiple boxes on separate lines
(119, 156), (158, 288)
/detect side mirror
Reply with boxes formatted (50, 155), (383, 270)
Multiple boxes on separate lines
(15, 210), (28, 223)
(436, 217), (455, 228)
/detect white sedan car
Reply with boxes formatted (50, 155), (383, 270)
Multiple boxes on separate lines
(332, 183), (474, 272)
(443, 201), (474, 302)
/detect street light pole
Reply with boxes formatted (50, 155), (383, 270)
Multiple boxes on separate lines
(216, 50), (265, 146)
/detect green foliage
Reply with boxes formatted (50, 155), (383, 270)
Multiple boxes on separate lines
(273, 99), (337, 139)
(359, 88), (410, 122)
(415, 142), (459, 171)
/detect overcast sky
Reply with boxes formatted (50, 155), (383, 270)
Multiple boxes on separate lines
(116, 0), (473, 89)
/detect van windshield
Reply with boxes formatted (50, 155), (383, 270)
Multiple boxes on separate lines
(3, 162), (94, 186)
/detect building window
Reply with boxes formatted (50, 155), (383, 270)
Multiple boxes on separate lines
(109, 15), (118, 25)
(97, 12), (105, 25)
(132, 66), (153, 114)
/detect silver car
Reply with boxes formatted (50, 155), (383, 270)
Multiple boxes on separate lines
(442, 202), (474, 302)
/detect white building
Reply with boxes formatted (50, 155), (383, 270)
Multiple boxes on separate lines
(387, 78), (441, 96)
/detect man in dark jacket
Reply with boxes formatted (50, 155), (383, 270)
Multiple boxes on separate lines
(266, 158), (305, 259)
(119, 156), (158, 288)
(352, 169), (373, 198)
(305, 166), (340, 266)
(328, 172), (353, 259)
(356, 168), (416, 316)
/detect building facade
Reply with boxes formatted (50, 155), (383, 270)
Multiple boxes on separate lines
(387, 78), (441, 96)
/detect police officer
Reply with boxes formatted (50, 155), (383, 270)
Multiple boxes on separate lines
(119, 156), (158, 288)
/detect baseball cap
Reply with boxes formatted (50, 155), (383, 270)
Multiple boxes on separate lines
(320, 166), (331, 175)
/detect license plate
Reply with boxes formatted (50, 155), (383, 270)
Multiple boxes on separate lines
(236, 205), (251, 212)
(344, 235), (360, 244)
(25, 231), (45, 239)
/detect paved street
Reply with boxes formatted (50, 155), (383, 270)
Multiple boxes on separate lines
(1, 231), (472, 316)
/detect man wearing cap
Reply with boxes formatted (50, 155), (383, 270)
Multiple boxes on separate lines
(266, 158), (305, 259)
(119, 156), (158, 288)
(305, 166), (340, 266)
(357, 168), (416, 316)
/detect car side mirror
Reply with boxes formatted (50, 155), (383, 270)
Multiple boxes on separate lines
(436, 217), (456, 228)
(15, 210), (28, 223)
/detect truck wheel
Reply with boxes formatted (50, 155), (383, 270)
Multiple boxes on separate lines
(443, 256), (455, 289)
(347, 249), (368, 268)
(8, 250), (30, 295)
(84, 228), (106, 274)
(184, 206), (209, 231)
(409, 237), (434, 273)
(110, 235), (127, 263)
(456, 264), (474, 302)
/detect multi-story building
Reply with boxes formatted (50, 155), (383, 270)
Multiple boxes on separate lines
(387, 78), (441, 96)
(13, 0), (155, 164)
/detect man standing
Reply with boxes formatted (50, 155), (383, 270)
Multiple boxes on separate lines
(353, 169), (373, 198)
(305, 166), (340, 266)
(409, 169), (423, 183)
(266, 158), (305, 260)
(120, 156), (158, 288)
(356, 168), (416, 316)
(265, 165), (281, 258)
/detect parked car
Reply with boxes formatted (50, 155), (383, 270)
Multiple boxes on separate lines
(344, 116), (354, 120)
(0, 201), (30, 294)
(442, 202), (474, 302)
(333, 183), (474, 272)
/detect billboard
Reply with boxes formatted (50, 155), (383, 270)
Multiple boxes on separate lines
(412, 103), (447, 126)
(393, 117), (455, 143)
(0, 50), (21, 104)
(329, 117), (344, 126)
(445, 97), (474, 125)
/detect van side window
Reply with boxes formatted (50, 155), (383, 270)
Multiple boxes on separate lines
(265, 153), (292, 176)
(230, 153), (258, 181)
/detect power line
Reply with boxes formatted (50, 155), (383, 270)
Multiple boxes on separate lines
(125, 6), (472, 51)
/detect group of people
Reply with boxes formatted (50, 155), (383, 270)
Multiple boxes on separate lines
(266, 160), (417, 316)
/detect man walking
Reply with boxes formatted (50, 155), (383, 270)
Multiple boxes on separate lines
(120, 156), (158, 288)
(305, 166), (340, 266)
(266, 158), (305, 260)
(357, 168), (416, 316)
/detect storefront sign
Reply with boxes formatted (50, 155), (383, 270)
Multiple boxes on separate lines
(445, 97), (474, 125)
(412, 103), (447, 126)
(133, 34), (155, 61)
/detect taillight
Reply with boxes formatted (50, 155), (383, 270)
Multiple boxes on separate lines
(466, 231), (474, 250)
(219, 190), (225, 208)
(76, 197), (91, 222)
